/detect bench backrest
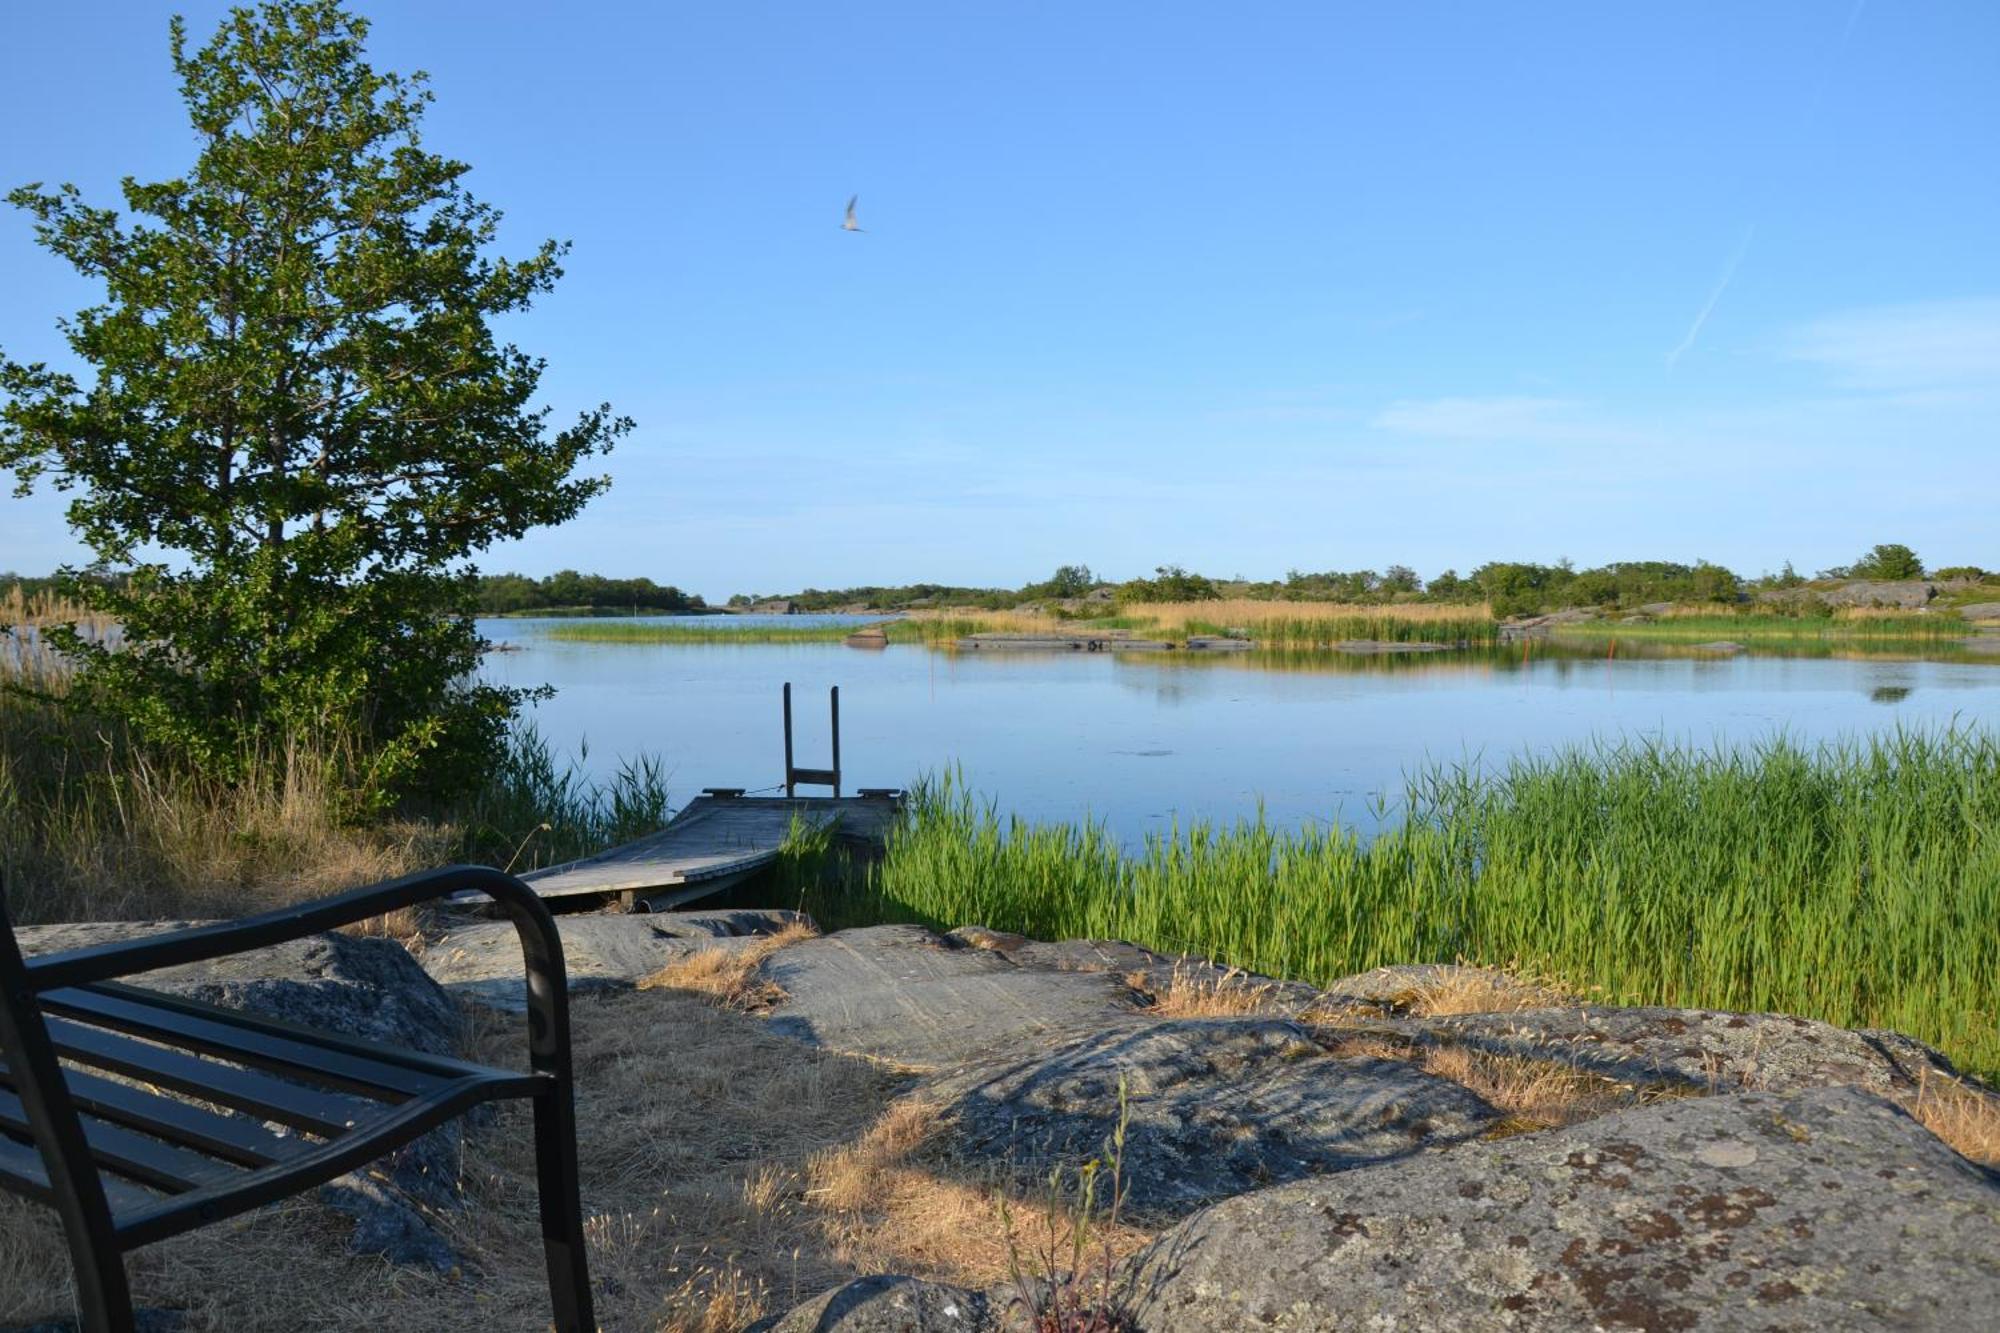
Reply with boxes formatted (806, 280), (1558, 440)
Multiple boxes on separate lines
(0, 896), (127, 1261)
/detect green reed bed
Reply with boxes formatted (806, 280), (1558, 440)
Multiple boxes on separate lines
(1181, 614), (1500, 647)
(1552, 613), (1971, 644)
(819, 731), (2000, 1079)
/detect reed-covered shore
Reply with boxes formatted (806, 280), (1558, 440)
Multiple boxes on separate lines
(809, 731), (2000, 1080)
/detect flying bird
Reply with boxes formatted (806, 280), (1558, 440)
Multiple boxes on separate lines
(841, 195), (864, 233)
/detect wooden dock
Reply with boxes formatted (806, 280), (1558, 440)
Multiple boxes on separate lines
(485, 791), (903, 912)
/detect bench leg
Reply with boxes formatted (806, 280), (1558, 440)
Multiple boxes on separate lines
(533, 1084), (595, 1332)
(70, 1245), (135, 1333)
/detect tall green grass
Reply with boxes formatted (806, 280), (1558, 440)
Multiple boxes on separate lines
(1552, 612), (1970, 645)
(815, 732), (2000, 1079)
(1181, 613), (1500, 646)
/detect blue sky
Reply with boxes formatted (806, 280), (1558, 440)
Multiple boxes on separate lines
(3, 1), (1996, 598)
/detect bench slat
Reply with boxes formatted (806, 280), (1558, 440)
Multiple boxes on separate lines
(0, 1130), (168, 1215)
(43, 987), (440, 1101)
(52, 1065), (314, 1167)
(0, 1129), (53, 1204)
(0, 1088), (241, 1194)
(44, 1018), (374, 1138)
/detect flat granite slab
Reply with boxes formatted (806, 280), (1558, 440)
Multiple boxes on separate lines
(758, 925), (1146, 1070)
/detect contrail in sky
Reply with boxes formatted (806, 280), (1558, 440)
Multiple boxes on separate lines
(1668, 223), (1757, 369)
(1667, 0), (1865, 370)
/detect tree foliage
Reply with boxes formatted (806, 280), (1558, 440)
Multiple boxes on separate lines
(1848, 544), (1925, 581)
(1115, 565), (1220, 604)
(0, 1), (628, 799)
(476, 571), (704, 615)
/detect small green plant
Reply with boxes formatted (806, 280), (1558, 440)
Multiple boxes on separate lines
(998, 1076), (1138, 1333)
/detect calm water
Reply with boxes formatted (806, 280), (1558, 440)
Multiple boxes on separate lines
(480, 616), (2000, 840)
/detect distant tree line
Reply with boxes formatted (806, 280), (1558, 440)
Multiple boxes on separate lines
(16, 545), (1991, 631)
(476, 571), (705, 615)
(727, 583), (1025, 612)
(717, 543), (1992, 620)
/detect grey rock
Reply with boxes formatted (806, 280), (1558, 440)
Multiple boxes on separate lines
(1966, 633), (2000, 654)
(419, 912), (778, 1011)
(1121, 1087), (2000, 1331)
(945, 925), (1034, 954)
(1959, 601), (2000, 620)
(14, 921), (464, 1265)
(645, 907), (811, 938)
(952, 930), (1317, 1013)
(317, 1174), (460, 1272)
(1635, 601), (1676, 615)
(759, 925), (1143, 1069)
(757, 1276), (997, 1332)
(1401, 1004), (1964, 1103)
(929, 1018), (1497, 1220)
(14, 923), (459, 1058)
(1760, 580), (1936, 610)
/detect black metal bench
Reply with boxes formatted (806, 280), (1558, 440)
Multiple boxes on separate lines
(0, 865), (594, 1332)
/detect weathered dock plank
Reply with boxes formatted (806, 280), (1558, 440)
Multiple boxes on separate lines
(468, 793), (902, 908)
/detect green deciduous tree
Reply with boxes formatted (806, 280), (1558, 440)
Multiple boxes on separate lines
(1849, 544), (1925, 581)
(0, 1), (629, 801)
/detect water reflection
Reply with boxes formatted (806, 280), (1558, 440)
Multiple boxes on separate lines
(479, 620), (2000, 842)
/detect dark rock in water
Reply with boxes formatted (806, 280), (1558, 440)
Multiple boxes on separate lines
(14, 922), (465, 1267)
(755, 1276), (997, 1332)
(758, 925), (1144, 1070)
(927, 1018), (1498, 1220)
(1121, 1086), (2000, 1331)
(1692, 640), (1746, 653)
(419, 910), (800, 1011)
(1400, 1004), (1964, 1105)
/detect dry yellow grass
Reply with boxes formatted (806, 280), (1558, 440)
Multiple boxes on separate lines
(1128, 599), (1494, 632)
(1911, 1069), (2000, 1166)
(0, 728), (459, 925)
(1125, 963), (1285, 1018)
(900, 607), (1066, 635)
(638, 920), (820, 1010)
(0, 585), (117, 635)
(899, 599), (1495, 639)
(1416, 1044), (1672, 1134)
(1401, 966), (1572, 1017)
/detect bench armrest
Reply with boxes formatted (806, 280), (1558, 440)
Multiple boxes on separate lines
(23, 865), (558, 994)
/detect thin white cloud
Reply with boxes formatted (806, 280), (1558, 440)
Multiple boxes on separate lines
(1783, 298), (2000, 389)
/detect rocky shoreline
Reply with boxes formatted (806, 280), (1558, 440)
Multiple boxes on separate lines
(14, 909), (2000, 1331)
